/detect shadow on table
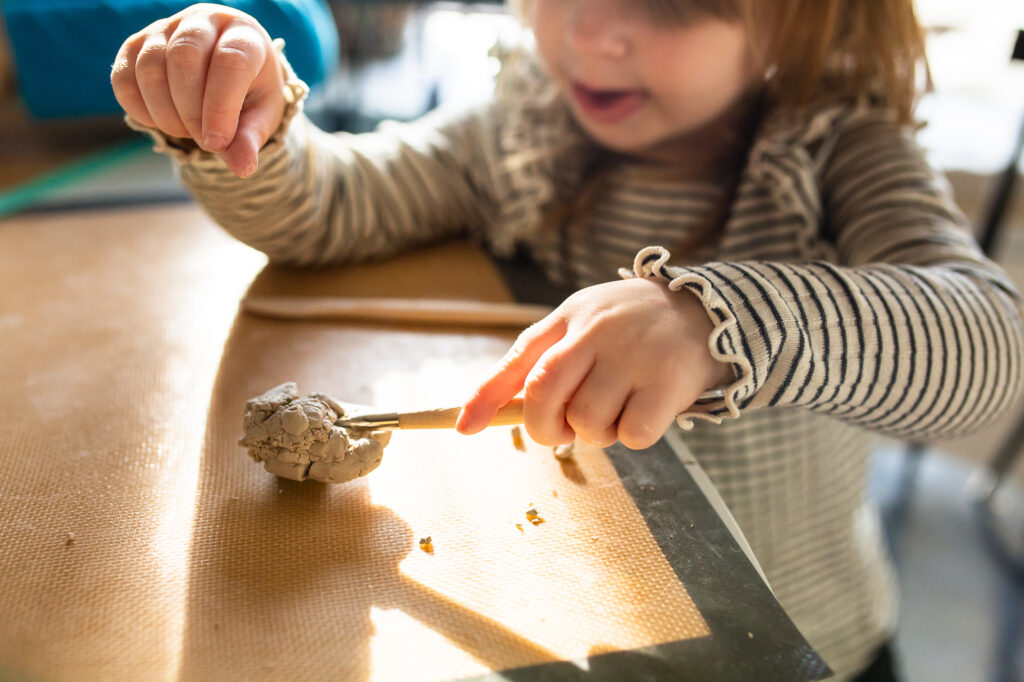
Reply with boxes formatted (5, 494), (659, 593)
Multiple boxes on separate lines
(175, 294), (560, 681)
(176, 252), (830, 682)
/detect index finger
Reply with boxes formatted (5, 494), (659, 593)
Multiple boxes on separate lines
(456, 317), (567, 434)
(201, 21), (267, 151)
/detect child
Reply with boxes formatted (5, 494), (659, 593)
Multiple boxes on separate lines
(112, 1), (1024, 679)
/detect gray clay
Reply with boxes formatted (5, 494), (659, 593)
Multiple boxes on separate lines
(240, 382), (391, 483)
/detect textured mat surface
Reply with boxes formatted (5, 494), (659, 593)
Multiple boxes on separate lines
(0, 206), (716, 681)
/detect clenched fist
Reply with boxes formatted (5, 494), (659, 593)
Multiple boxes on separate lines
(111, 3), (286, 177)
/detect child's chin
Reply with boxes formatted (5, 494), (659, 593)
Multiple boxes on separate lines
(581, 124), (662, 156)
(567, 113), (664, 156)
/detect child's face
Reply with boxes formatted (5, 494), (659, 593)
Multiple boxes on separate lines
(530, 0), (757, 155)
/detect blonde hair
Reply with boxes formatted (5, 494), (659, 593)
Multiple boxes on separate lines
(754, 0), (927, 124)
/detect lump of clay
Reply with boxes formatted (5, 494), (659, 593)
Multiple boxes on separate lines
(240, 382), (391, 484)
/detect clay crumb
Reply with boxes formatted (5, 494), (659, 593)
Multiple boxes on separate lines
(514, 523), (524, 533)
(510, 426), (525, 451)
(553, 443), (574, 461)
(419, 537), (434, 553)
(525, 508), (544, 525)
(64, 531), (75, 545)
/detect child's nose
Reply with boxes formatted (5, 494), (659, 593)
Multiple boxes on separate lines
(565, 0), (631, 59)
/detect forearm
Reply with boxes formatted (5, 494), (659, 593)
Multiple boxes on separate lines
(173, 111), (342, 265)
(132, 108), (485, 267)
(126, 50), (496, 266)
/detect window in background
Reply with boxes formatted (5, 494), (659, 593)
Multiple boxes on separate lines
(916, 0), (1024, 173)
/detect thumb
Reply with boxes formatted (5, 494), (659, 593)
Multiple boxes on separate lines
(219, 97), (281, 178)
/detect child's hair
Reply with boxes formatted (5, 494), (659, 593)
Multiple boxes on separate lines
(512, 0), (928, 124)
(751, 0), (927, 125)
(511, 0), (929, 265)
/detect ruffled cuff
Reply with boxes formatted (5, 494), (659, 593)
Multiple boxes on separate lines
(619, 246), (754, 430)
(123, 38), (309, 170)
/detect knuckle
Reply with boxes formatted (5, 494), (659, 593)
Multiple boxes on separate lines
(137, 37), (167, 60)
(500, 343), (526, 369)
(521, 399), (568, 447)
(134, 51), (168, 86)
(524, 422), (562, 448)
(578, 426), (615, 449)
(524, 364), (561, 404)
(213, 37), (262, 71)
(496, 339), (532, 376)
(166, 37), (206, 71)
(618, 419), (657, 451)
(186, 3), (222, 16)
(212, 46), (251, 72)
(247, 119), (274, 146)
(564, 401), (597, 430)
(193, 3), (254, 22)
(110, 62), (132, 89)
(524, 315), (565, 345)
(123, 27), (153, 52)
(123, 31), (145, 48)
(512, 323), (543, 352)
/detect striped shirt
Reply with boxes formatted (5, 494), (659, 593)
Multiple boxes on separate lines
(129, 43), (1024, 680)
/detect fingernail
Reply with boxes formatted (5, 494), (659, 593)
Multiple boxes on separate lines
(204, 133), (226, 152)
(456, 410), (477, 434)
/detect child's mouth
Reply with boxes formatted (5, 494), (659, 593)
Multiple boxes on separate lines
(571, 83), (648, 124)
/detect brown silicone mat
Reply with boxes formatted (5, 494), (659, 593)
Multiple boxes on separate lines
(0, 204), (827, 682)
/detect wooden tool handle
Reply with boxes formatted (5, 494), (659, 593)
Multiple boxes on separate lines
(397, 397), (525, 430)
(242, 296), (552, 328)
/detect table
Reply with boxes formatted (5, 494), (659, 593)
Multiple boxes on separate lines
(0, 203), (828, 681)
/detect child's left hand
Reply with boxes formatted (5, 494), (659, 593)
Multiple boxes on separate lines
(456, 277), (732, 450)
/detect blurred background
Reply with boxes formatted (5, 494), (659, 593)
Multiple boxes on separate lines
(0, 1), (1021, 680)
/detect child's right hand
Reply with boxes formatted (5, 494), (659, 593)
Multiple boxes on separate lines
(111, 4), (286, 178)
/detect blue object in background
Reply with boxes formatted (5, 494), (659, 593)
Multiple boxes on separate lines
(1, 0), (339, 119)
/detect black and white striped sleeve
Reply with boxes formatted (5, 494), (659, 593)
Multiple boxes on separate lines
(126, 43), (499, 267)
(175, 104), (499, 266)
(631, 114), (1024, 441)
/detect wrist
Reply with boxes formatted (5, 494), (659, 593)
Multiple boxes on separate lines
(671, 284), (732, 391)
(708, 357), (735, 390)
